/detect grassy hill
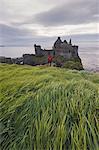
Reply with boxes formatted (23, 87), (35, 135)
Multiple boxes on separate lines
(0, 64), (99, 150)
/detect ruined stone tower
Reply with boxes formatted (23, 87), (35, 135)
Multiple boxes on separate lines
(52, 37), (78, 59)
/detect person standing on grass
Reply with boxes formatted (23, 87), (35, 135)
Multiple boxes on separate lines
(48, 53), (53, 66)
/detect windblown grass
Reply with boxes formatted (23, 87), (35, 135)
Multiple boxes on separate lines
(0, 64), (99, 150)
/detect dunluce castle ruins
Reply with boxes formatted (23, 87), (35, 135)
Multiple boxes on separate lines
(34, 37), (78, 58)
(0, 37), (83, 70)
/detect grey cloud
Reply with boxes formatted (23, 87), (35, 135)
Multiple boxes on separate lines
(0, 24), (58, 46)
(0, 24), (35, 38)
(33, 0), (98, 26)
(0, 24), (37, 45)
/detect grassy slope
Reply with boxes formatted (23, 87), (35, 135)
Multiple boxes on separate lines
(0, 64), (99, 150)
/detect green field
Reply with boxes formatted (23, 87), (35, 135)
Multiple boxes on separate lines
(0, 64), (99, 150)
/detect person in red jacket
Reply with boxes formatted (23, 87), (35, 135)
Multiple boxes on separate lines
(48, 54), (53, 66)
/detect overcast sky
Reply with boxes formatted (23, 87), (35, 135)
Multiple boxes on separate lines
(0, 0), (99, 46)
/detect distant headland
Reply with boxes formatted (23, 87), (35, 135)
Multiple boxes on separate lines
(0, 37), (83, 70)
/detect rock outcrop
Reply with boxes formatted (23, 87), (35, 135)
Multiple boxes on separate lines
(0, 56), (23, 64)
(0, 57), (13, 64)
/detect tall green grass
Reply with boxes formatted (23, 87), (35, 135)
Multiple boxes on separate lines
(0, 64), (99, 150)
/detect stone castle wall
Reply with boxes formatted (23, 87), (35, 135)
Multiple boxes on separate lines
(34, 37), (79, 60)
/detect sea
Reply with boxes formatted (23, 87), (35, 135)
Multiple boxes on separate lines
(0, 41), (99, 72)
